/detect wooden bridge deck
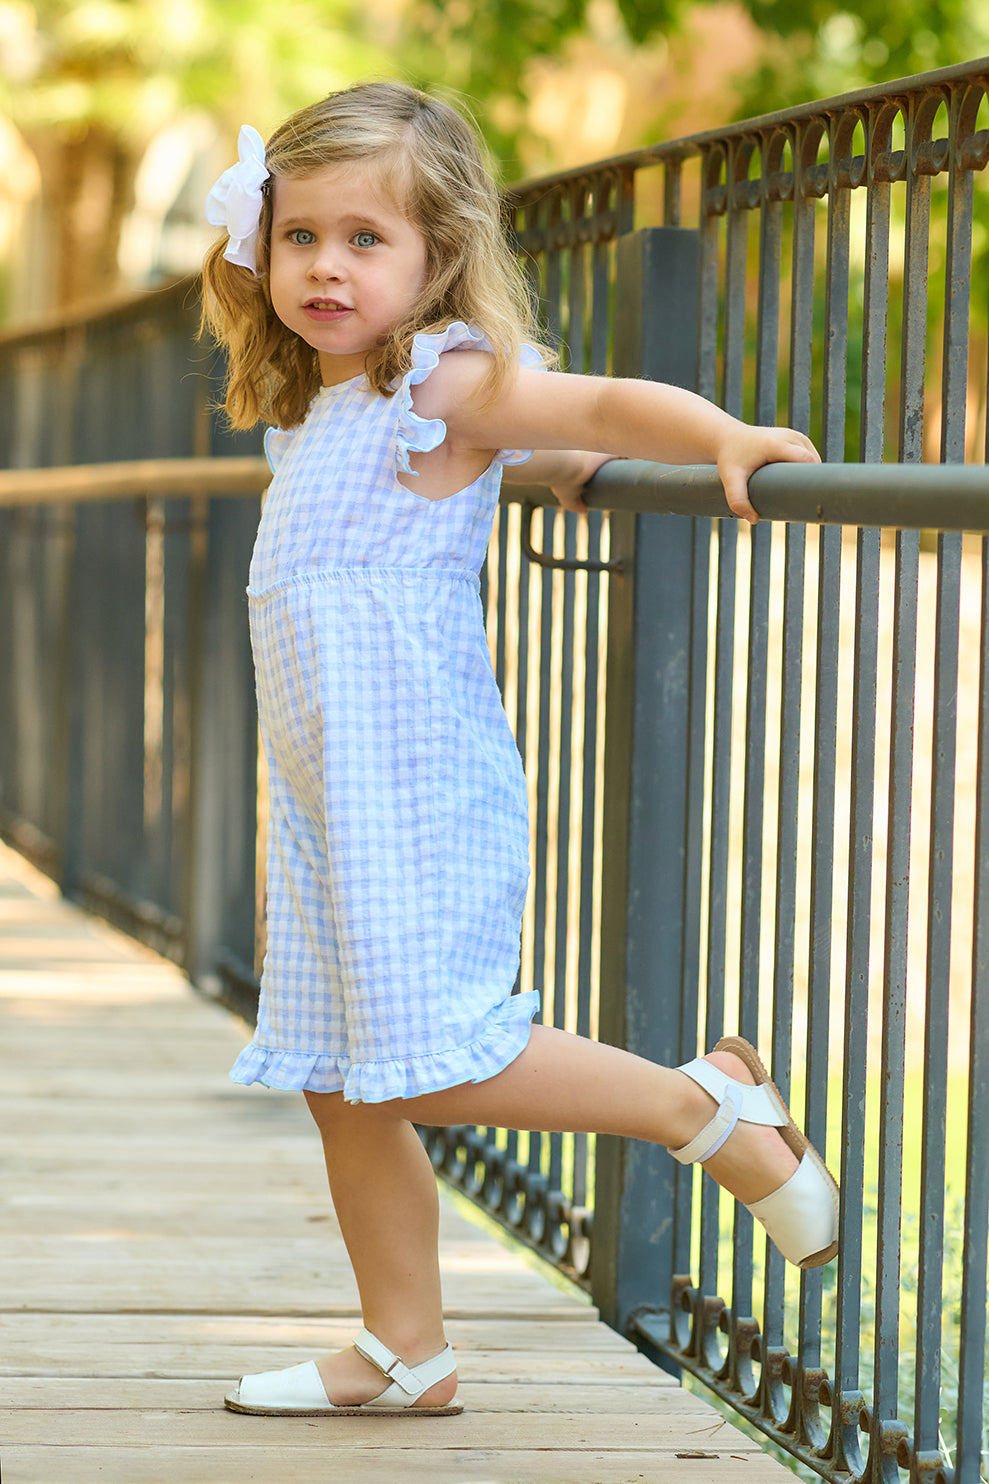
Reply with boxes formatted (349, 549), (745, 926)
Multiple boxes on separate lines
(0, 841), (791, 1484)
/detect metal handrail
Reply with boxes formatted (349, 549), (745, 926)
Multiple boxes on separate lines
(0, 456), (270, 505)
(3, 455), (988, 533)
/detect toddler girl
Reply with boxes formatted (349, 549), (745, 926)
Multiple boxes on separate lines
(202, 80), (837, 1418)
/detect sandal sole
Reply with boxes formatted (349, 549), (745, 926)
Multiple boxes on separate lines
(225, 1391), (464, 1416)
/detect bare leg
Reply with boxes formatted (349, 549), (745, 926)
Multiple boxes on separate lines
(396, 1025), (797, 1205)
(302, 1093), (458, 1409)
(302, 1024), (798, 1408)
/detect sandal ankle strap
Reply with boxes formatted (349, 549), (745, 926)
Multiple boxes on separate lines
(354, 1328), (454, 1401)
(670, 1084), (742, 1164)
(670, 1056), (787, 1165)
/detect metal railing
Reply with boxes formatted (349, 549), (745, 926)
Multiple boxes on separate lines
(0, 57), (987, 1484)
(457, 57), (989, 1484)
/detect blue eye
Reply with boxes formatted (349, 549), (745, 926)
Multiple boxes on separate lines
(290, 229), (316, 245)
(354, 231), (378, 248)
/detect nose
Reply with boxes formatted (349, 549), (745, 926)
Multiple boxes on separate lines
(307, 242), (345, 283)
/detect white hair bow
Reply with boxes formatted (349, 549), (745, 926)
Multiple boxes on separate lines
(204, 125), (269, 275)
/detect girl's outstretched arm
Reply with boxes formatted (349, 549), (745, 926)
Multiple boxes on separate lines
(501, 450), (614, 513)
(423, 356), (820, 524)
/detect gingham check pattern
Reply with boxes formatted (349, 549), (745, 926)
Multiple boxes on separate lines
(231, 324), (542, 1101)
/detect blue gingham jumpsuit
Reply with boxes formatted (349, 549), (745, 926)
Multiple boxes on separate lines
(230, 322), (541, 1101)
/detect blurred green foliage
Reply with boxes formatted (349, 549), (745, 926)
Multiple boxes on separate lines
(1, 0), (386, 138)
(732, 0), (989, 118)
(2, 0), (988, 306)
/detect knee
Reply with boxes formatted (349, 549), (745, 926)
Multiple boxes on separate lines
(304, 1088), (349, 1131)
(304, 1088), (398, 1137)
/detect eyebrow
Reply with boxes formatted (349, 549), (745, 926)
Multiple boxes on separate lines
(273, 212), (392, 231)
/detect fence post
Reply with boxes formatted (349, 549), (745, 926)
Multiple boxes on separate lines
(593, 228), (707, 1352)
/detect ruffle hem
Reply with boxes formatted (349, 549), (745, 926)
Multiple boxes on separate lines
(229, 989), (539, 1103)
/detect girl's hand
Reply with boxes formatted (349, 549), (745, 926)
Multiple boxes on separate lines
(502, 450), (613, 513)
(551, 450), (614, 513)
(716, 425), (820, 525)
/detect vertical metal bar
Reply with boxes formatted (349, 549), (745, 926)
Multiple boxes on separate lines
(832, 526), (881, 1477)
(571, 209), (611, 1244)
(763, 519), (806, 1379)
(524, 189), (565, 1212)
(672, 519), (711, 1300)
(700, 517), (737, 1315)
(549, 519), (577, 1204)
(822, 124), (852, 462)
(731, 518), (771, 1339)
(568, 191), (588, 376)
(898, 100), (933, 462)
(591, 187), (611, 377)
(794, 532), (838, 1456)
(914, 532), (963, 1453)
(527, 513), (555, 1196)
(789, 126), (816, 436)
(551, 192), (587, 1230)
(664, 157), (683, 228)
(696, 145), (733, 1338)
(955, 534), (989, 1481)
(860, 106), (892, 462)
(873, 527), (920, 1452)
(722, 140), (750, 419)
(788, 120), (830, 1451)
(504, 504), (530, 1177)
(941, 91), (975, 464)
(755, 182), (782, 426)
(739, 537), (770, 1033)
(180, 494), (211, 980)
(573, 518), (603, 1217)
(697, 148), (723, 407)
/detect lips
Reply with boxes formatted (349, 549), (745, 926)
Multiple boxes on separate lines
(303, 298), (353, 321)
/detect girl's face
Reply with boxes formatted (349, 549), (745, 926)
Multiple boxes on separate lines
(268, 161), (428, 387)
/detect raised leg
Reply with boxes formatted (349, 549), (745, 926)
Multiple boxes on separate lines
(394, 1024), (798, 1205)
(299, 1022), (801, 1411)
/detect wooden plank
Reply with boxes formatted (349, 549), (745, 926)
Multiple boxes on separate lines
(3, 1378), (682, 1409)
(2, 1408), (758, 1448)
(0, 1448), (794, 1484)
(0, 840), (791, 1484)
(0, 1315), (638, 1377)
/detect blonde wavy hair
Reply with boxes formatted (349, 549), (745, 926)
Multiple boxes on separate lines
(200, 81), (551, 431)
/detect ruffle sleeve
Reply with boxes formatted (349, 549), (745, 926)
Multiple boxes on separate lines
(263, 424), (297, 474)
(396, 320), (547, 476)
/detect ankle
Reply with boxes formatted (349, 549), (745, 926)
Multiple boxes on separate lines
(664, 1069), (718, 1151)
(361, 1323), (448, 1367)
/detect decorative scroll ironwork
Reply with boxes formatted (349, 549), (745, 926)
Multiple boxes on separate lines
(417, 1123), (592, 1281)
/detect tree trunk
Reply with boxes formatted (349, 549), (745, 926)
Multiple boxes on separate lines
(29, 125), (140, 311)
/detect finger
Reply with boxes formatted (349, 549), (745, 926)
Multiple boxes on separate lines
(553, 491), (588, 514)
(781, 429), (820, 462)
(721, 469), (759, 525)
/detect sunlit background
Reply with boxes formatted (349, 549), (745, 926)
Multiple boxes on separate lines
(1, 0), (987, 325)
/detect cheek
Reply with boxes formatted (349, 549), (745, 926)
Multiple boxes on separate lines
(267, 256), (293, 321)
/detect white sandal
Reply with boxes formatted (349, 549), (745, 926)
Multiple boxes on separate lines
(224, 1328), (463, 1416)
(670, 1035), (839, 1269)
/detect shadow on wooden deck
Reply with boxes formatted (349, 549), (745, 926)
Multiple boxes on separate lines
(0, 840), (791, 1484)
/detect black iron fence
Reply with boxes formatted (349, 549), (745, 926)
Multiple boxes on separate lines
(1, 58), (988, 1484)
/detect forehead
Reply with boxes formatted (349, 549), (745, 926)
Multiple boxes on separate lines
(271, 159), (409, 222)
